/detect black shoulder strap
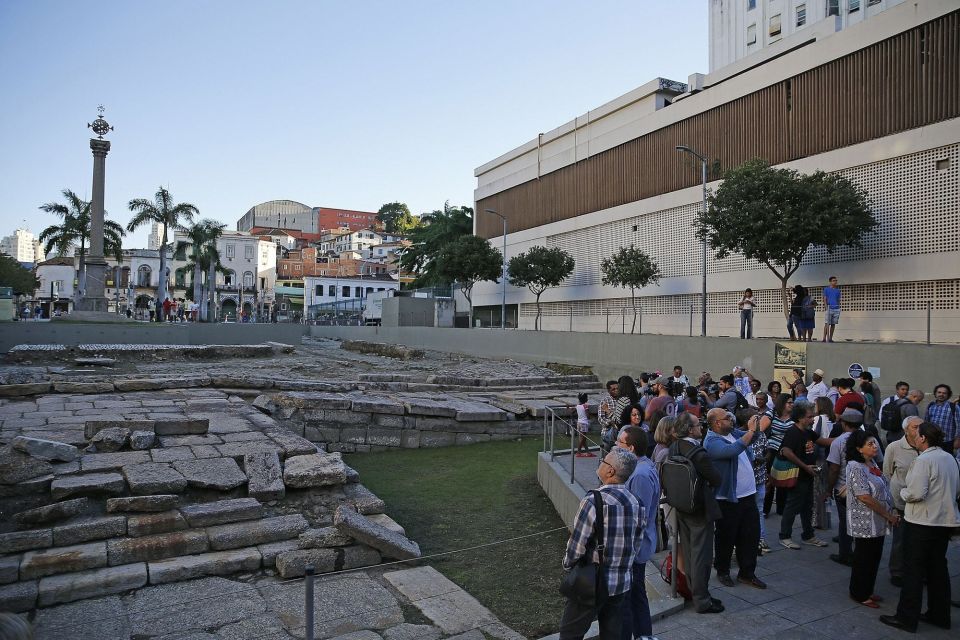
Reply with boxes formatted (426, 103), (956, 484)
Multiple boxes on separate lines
(591, 490), (606, 565)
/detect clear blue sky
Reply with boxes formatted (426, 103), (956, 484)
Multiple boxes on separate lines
(0, 0), (707, 249)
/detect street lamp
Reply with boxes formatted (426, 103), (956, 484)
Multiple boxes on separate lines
(483, 209), (508, 329)
(675, 145), (708, 337)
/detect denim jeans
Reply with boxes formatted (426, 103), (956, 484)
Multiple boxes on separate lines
(620, 562), (651, 640)
(740, 309), (754, 339)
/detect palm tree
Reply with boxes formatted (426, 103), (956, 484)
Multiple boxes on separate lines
(39, 189), (125, 298)
(127, 187), (198, 321)
(176, 219), (225, 321)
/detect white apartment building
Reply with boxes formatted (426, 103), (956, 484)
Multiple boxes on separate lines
(146, 222), (166, 251)
(472, 0), (960, 341)
(1, 228), (45, 264)
(34, 257), (76, 313)
(709, 0), (907, 72)
(303, 273), (399, 312)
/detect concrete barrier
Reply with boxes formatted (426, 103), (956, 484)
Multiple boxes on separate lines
(0, 323), (306, 353)
(309, 326), (960, 398)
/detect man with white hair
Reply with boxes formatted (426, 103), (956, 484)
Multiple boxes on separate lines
(882, 416), (922, 587)
(560, 447), (640, 640)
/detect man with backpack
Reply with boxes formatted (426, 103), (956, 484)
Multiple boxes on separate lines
(925, 384), (960, 455)
(879, 382), (911, 445)
(660, 413), (723, 613)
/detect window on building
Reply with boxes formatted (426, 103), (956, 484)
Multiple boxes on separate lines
(747, 0), (756, 9)
(769, 14), (781, 36)
(366, 287), (373, 295)
(226, 244), (235, 258)
(746, 23), (757, 44)
(137, 265), (152, 287)
(355, 287), (362, 298)
(378, 288), (385, 292)
(316, 285), (323, 296)
(867, 0), (880, 5)
(225, 272), (235, 287)
(342, 285), (350, 298)
(797, 4), (806, 26)
(328, 285), (335, 297)
(849, 0), (860, 12)
(243, 272), (254, 288)
(175, 270), (186, 288)
(826, 0), (840, 16)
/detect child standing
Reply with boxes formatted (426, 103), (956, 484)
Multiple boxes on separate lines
(575, 393), (593, 457)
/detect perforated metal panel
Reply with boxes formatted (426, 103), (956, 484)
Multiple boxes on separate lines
(546, 143), (959, 286)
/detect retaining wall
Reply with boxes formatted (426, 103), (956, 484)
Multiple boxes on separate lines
(309, 326), (960, 397)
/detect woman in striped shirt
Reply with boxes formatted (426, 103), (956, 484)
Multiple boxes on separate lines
(764, 393), (795, 516)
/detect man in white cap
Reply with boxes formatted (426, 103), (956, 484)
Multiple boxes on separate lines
(807, 369), (828, 403)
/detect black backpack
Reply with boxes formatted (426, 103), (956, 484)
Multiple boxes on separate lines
(660, 441), (704, 514)
(734, 391), (750, 412)
(880, 397), (908, 432)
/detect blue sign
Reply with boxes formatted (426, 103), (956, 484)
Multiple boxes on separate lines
(848, 363), (864, 379)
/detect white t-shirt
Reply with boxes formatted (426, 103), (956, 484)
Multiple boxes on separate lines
(722, 433), (757, 499)
(576, 404), (589, 427)
(808, 381), (829, 403)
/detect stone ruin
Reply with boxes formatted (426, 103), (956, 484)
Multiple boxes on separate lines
(0, 388), (422, 614)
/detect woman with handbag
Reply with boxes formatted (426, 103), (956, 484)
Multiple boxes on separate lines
(764, 394), (795, 516)
(845, 430), (899, 608)
(776, 400), (830, 549)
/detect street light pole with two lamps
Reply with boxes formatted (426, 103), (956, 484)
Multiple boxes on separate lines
(483, 209), (508, 329)
(675, 145), (709, 338)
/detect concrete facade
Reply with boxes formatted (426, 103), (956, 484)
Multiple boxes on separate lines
(0, 228), (44, 263)
(307, 326), (960, 403)
(472, 1), (960, 342)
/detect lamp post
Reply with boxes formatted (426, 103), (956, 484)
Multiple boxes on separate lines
(675, 145), (708, 337)
(483, 209), (508, 329)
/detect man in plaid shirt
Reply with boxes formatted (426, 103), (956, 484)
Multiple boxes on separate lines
(560, 447), (640, 640)
(925, 384), (960, 455)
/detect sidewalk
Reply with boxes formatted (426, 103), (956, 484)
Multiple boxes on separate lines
(652, 509), (960, 640)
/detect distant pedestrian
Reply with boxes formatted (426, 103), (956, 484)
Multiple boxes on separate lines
(575, 393), (593, 456)
(738, 288), (755, 339)
(799, 288), (816, 342)
(822, 276), (841, 342)
(924, 384), (959, 455)
(34, 304), (41, 320)
(787, 285), (804, 340)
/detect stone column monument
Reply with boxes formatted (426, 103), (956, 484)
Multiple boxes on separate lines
(75, 106), (113, 313)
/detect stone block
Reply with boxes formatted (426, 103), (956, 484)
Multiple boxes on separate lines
(342, 483), (386, 515)
(221, 431), (268, 443)
(366, 428), (402, 447)
(341, 428), (368, 444)
(129, 430), (156, 450)
(403, 399), (458, 418)
(191, 445), (221, 458)
(244, 451), (285, 501)
(158, 434), (222, 447)
(257, 540), (299, 567)
(0, 446), (53, 484)
(80, 450), (151, 472)
(106, 495), (178, 513)
(50, 472), (126, 500)
(0, 382), (51, 397)
(180, 498), (263, 528)
(0, 555), (18, 584)
(400, 430), (421, 449)
(304, 426), (342, 442)
(11, 436), (79, 462)
(0, 580), (38, 612)
(37, 563), (147, 606)
(173, 457), (247, 490)
(451, 401), (508, 422)
(308, 408), (371, 426)
(215, 441), (282, 461)
(107, 530), (209, 565)
(278, 392), (352, 410)
(372, 413), (406, 428)
(283, 452), (347, 488)
(127, 510), (188, 537)
(418, 432), (455, 448)
(0, 474), (54, 499)
(147, 547), (262, 584)
(367, 514), (406, 536)
(206, 514), (309, 551)
(85, 419), (154, 440)
(334, 506), (420, 560)
(263, 429), (318, 457)
(350, 397), (405, 415)
(20, 541), (108, 579)
(0, 528), (52, 553)
(455, 433), (492, 446)
(342, 545), (382, 570)
(52, 381), (115, 394)
(53, 516), (127, 546)
(123, 463), (188, 495)
(13, 497), (89, 527)
(149, 446), (196, 463)
(383, 624), (442, 640)
(154, 418), (209, 436)
(274, 548), (337, 578)
(299, 527), (353, 549)
(91, 427), (130, 452)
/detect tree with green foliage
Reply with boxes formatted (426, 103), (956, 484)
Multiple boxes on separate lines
(175, 219), (226, 321)
(0, 251), (39, 296)
(127, 187), (198, 322)
(508, 246), (574, 331)
(399, 201), (473, 286)
(376, 202), (417, 234)
(701, 159), (876, 317)
(38, 188), (125, 296)
(601, 245), (661, 334)
(434, 235), (502, 321)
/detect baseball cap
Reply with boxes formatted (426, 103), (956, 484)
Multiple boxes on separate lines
(839, 408), (864, 424)
(651, 375), (669, 386)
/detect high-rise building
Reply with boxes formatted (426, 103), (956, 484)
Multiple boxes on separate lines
(0, 228), (45, 264)
(472, 0), (960, 341)
(147, 222), (166, 250)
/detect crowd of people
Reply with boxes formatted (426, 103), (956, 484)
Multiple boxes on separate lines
(559, 364), (960, 640)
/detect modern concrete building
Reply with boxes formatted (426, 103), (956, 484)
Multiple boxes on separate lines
(708, 0), (907, 73)
(472, 0), (960, 342)
(1, 228), (45, 264)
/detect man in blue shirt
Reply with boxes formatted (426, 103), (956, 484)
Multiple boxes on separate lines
(615, 426), (661, 639)
(822, 276), (842, 343)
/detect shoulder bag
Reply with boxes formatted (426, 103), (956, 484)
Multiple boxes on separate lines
(559, 489), (605, 606)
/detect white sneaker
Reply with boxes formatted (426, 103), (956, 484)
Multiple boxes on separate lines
(780, 538), (801, 550)
(802, 537), (828, 547)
